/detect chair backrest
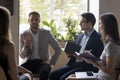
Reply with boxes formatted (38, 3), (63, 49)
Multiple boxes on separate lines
(0, 66), (6, 80)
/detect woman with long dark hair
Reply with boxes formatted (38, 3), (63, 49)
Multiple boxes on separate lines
(84, 13), (120, 80)
(0, 6), (18, 80)
(67, 13), (120, 80)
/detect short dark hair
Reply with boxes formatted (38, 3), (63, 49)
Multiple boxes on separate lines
(29, 11), (40, 17)
(81, 12), (96, 26)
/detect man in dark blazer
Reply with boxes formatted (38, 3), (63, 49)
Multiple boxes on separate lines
(49, 12), (104, 80)
(19, 11), (61, 80)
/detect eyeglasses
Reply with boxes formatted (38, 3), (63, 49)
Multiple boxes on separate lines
(80, 20), (87, 25)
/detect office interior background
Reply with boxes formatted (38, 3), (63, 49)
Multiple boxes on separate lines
(1, 0), (120, 68)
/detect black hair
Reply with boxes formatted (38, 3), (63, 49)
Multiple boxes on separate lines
(29, 11), (40, 17)
(81, 12), (96, 26)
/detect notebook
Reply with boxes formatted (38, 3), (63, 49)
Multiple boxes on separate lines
(62, 41), (81, 54)
(75, 71), (97, 79)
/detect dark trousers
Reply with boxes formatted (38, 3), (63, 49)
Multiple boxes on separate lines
(49, 62), (98, 80)
(21, 59), (51, 80)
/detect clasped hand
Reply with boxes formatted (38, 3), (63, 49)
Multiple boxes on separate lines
(72, 50), (95, 64)
(82, 50), (95, 64)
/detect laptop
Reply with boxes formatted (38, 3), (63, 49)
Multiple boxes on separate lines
(61, 41), (81, 54)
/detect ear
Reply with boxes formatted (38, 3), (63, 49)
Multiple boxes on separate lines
(87, 22), (92, 27)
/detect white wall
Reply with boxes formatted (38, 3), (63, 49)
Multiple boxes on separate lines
(89, 0), (120, 35)
(99, 0), (120, 35)
(89, 0), (99, 31)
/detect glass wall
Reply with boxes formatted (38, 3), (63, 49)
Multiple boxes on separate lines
(19, 0), (88, 37)
(19, 0), (89, 64)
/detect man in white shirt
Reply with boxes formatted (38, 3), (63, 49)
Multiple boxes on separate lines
(50, 12), (104, 80)
(19, 11), (61, 80)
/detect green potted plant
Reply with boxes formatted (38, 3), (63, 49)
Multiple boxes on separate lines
(63, 17), (81, 41)
(42, 19), (64, 41)
(42, 18), (81, 42)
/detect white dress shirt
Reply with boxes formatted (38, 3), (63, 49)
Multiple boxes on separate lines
(76, 29), (94, 62)
(29, 30), (40, 60)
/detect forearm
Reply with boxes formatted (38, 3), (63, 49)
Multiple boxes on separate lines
(50, 47), (61, 66)
(20, 35), (31, 59)
(93, 61), (111, 74)
(20, 46), (28, 58)
(96, 62), (116, 76)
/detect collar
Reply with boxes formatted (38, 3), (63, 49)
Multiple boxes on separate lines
(29, 29), (39, 36)
(84, 29), (94, 37)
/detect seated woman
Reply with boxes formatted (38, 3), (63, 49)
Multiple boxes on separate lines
(66, 13), (120, 80)
(0, 6), (33, 80)
(0, 6), (18, 80)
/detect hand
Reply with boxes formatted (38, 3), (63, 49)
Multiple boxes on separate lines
(82, 58), (94, 64)
(72, 52), (82, 60)
(23, 34), (31, 48)
(23, 73), (33, 80)
(27, 71), (33, 80)
(84, 50), (92, 54)
(51, 65), (54, 68)
(42, 61), (50, 65)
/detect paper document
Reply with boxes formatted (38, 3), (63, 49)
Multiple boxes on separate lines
(75, 71), (97, 79)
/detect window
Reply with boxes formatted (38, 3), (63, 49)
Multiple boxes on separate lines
(19, 0), (89, 65)
(19, 0), (88, 39)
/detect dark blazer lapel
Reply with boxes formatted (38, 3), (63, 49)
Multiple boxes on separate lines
(38, 29), (42, 53)
(85, 30), (97, 50)
(75, 34), (84, 44)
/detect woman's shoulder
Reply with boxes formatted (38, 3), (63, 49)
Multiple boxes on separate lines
(6, 41), (15, 47)
(5, 41), (15, 52)
(107, 41), (119, 48)
(106, 41), (120, 55)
